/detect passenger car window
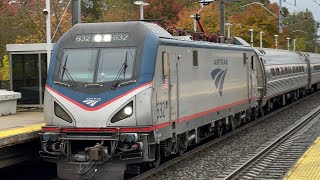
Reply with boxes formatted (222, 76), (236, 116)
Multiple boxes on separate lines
(280, 67), (284, 75)
(271, 68), (275, 76)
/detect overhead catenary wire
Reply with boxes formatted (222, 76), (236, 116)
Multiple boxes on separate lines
(52, 0), (72, 42)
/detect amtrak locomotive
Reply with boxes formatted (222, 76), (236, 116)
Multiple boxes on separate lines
(40, 22), (320, 179)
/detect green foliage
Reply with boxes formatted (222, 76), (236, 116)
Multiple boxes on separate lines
(0, 55), (9, 81)
(286, 10), (317, 52)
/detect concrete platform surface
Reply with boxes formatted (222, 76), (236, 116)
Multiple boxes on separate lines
(0, 111), (44, 147)
(0, 111), (43, 131)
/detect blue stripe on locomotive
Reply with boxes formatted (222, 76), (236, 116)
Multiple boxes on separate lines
(46, 32), (159, 108)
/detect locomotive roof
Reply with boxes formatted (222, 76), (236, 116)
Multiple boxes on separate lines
(64, 21), (253, 52)
(159, 38), (254, 51)
(64, 21), (173, 41)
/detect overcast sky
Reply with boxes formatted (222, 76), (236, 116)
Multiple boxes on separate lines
(270, 0), (320, 21)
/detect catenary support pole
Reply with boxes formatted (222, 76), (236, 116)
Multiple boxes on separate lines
(72, 0), (81, 26)
(46, 0), (51, 69)
(315, 21), (318, 53)
(279, 0), (283, 33)
(220, 0), (225, 36)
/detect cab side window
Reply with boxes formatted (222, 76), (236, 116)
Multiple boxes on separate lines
(162, 52), (169, 77)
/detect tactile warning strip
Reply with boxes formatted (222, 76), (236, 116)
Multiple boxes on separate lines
(284, 137), (320, 180)
(0, 123), (44, 138)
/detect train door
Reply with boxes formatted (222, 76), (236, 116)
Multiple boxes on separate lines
(245, 53), (254, 102)
(244, 53), (251, 100)
(169, 53), (179, 131)
(304, 54), (311, 89)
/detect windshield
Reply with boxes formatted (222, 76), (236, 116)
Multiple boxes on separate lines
(97, 48), (136, 83)
(58, 48), (136, 84)
(59, 49), (97, 83)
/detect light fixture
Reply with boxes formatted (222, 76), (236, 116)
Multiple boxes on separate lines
(103, 34), (112, 42)
(94, 34), (102, 42)
(124, 106), (133, 116)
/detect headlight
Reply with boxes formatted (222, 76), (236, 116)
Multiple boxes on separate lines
(103, 34), (112, 42)
(54, 102), (72, 123)
(123, 106), (133, 115)
(111, 101), (133, 123)
(93, 34), (102, 42)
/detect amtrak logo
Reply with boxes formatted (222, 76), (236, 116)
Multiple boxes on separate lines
(82, 98), (101, 107)
(211, 68), (227, 96)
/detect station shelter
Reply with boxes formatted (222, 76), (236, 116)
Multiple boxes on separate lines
(6, 43), (54, 107)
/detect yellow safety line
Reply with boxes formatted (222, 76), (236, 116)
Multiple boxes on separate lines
(0, 123), (45, 138)
(283, 137), (320, 180)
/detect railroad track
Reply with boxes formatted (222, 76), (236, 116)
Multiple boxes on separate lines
(130, 92), (320, 180)
(218, 102), (320, 179)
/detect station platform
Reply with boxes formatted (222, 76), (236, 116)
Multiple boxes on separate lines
(284, 137), (320, 179)
(0, 111), (44, 147)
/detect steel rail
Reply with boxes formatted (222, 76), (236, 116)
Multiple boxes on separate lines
(131, 91), (320, 180)
(223, 98), (320, 179)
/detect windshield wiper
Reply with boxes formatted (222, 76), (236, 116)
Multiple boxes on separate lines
(53, 81), (71, 87)
(60, 55), (77, 88)
(118, 80), (136, 87)
(111, 52), (128, 89)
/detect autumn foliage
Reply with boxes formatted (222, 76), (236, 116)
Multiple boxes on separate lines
(228, 3), (289, 48)
(0, 0), (318, 59)
(144, 0), (185, 26)
(1, 0), (318, 84)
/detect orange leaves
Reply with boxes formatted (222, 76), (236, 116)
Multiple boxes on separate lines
(144, 0), (185, 25)
(226, 2), (289, 48)
(175, 2), (291, 48)
(176, 3), (220, 33)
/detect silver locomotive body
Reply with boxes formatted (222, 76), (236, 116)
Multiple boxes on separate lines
(152, 41), (260, 141)
(40, 21), (320, 179)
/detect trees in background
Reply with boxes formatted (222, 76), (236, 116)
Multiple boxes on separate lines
(287, 10), (317, 52)
(0, 0), (72, 57)
(227, 2), (289, 48)
(174, 1), (318, 51)
(0, 55), (9, 80)
(143, 0), (185, 26)
(0, 0), (318, 58)
(1, 0), (318, 85)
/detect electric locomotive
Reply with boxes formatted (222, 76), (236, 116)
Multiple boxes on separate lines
(40, 21), (265, 179)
